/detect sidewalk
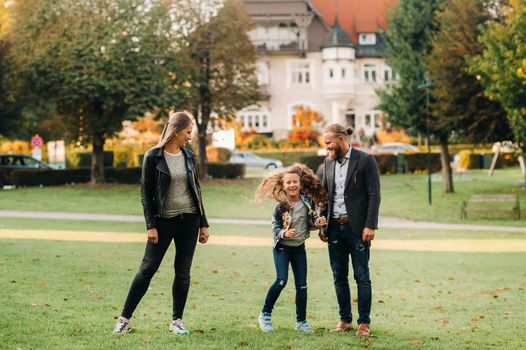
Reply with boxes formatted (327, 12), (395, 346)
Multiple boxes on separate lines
(1, 210), (525, 233)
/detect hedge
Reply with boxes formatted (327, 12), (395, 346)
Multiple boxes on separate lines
(254, 150), (318, 166)
(297, 153), (434, 175)
(207, 163), (245, 179)
(403, 153), (442, 173)
(11, 167), (142, 187)
(71, 151), (115, 168)
(374, 154), (397, 174)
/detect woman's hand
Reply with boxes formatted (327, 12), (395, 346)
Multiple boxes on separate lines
(147, 228), (159, 244)
(316, 216), (327, 228)
(199, 227), (209, 244)
(284, 229), (297, 238)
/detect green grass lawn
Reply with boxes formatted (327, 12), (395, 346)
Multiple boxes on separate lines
(0, 168), (524, 226)
(1, 230), (525, 349)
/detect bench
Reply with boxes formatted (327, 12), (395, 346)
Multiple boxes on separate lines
(461, 194), (521, 220)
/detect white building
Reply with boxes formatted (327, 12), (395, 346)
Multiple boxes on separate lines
(238, 0), (395, 140)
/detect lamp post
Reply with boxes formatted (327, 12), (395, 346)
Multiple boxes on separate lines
(418, 79), (433, 205)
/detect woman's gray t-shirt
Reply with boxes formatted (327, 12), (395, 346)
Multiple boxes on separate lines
(280, 200), (309, 247)
(161, 150), (197, 218)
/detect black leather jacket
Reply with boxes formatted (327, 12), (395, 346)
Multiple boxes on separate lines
(141, 146), (208, 230)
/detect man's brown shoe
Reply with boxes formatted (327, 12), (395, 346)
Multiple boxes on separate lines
(355, 323), (370, 337)
(330, 320), (353, 333)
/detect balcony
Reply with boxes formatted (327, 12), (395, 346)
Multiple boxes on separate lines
(253, 39), (302, 53)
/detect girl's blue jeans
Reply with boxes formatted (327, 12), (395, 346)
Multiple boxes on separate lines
(262, 243), (308, 322)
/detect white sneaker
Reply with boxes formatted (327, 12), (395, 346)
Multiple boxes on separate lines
(113, 316), (131, 334)
(295, 320), (313, 333)
(169, 318), (189, 335)
(258, 312), (273, 332)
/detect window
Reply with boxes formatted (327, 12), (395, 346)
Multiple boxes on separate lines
(288, 61), (313, 87)
(374, 113), (382, 128)
(346, 110), (356, 129)
(364, 64), (377, 83)
(359, 33), (376, 45)
(365, 114), (371, 127)
(237, 108), (271, 132)
(256, 62), (269, 85)
(329, 68), (334, 79)
(341, 68), (346, 79)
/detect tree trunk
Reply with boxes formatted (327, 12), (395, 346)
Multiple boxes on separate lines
(91, 132), (105, 185)
(197, 124), (208, 179)
(438, 136), (454, 193)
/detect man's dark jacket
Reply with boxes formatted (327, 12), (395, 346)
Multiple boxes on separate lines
(141, 146), (208, 230)
(321, 148), (381, 236)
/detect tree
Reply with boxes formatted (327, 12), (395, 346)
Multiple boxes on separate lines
(170, 0), (259, 178)
(0, 0), (21, 138)
(426, 0), (512, 190)
(472, 0), (526, 187)
(9, 0), (182, 183)
(378, 0), (455, 192)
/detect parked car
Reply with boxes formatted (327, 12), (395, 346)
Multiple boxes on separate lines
(372, 142), (419, 154)
(0, 153), (52, 186)
(230, 151), (283, 169)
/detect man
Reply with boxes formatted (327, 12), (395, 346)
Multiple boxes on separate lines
(319, 123), (381, 337)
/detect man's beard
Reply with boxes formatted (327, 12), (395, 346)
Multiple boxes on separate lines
(328, 144), (344, 161)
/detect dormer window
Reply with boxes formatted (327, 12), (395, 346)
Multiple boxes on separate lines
(359, 33), (376, 45)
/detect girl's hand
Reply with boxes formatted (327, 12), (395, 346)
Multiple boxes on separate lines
(199, 227), (209, 244)
(147, 228), (159, 244)
(284, 229), (297, 238)
(316, 216), (327, 228)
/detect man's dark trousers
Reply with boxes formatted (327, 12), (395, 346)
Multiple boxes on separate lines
(327, 218), (371, 325)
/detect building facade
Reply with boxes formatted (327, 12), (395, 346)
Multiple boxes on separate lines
(239, 0), (395, 140)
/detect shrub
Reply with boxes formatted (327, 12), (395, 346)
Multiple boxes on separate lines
(457, 150), (482, 169)
(206, 146), (232, 163)
(299, 155), (325, 172)
(289, 127), (320, 145)
(404, 153), (442, 173)
(208, 163), (245, 179)
(11, 167), (142, 187)
(105, 167), (141, 184)
(11, 168), (91, 186)
(244, 134), (273, 150)
(373, 154), (397, 174)
(254, 151), (318, 166)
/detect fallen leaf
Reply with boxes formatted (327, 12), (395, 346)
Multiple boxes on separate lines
(410, 339), (422, 345)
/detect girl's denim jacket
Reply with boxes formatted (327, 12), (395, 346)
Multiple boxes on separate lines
(272, 193), (320, 248)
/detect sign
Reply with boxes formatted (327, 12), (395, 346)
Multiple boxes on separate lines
(31, 134), (44, 149)
(47, 140), (66, 169)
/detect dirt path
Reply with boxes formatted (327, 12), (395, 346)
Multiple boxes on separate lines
(1, 229), (525, 252)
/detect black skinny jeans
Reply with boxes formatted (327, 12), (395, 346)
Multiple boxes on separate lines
(121, 214), (200, 320)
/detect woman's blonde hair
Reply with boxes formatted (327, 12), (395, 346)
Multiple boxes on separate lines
(156, 111), (194, 148)
(255, 163), (328, 209)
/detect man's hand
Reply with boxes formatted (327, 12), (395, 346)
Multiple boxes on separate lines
(316, 216), (327, 228)
(284, 229), (297, 238)
(199, 227), (209, 244)
(362, 227), (375, 241)
(147, 228), (159, 244)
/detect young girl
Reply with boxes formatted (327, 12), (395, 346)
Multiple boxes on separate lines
(255, 163), (328, 333)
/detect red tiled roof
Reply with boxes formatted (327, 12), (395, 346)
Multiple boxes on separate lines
(310, 0), (396, 43)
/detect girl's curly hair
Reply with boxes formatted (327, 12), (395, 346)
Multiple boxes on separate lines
(255, 163), (328, 209)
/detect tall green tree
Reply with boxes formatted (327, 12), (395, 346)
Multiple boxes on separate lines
(170, 0), (259, 178)
(9, 0), (182, 183)
(426, 0), (512, 191)
(472, 0), (526, 186)
(0, 0), (20, 138)
(377, 0), (458, 193)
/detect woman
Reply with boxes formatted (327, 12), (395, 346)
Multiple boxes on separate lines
(113, 111), (209, 335)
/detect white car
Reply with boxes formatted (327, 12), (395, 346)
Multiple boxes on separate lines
(372, 142), (419, 154)
(230, 152), (283, 169)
